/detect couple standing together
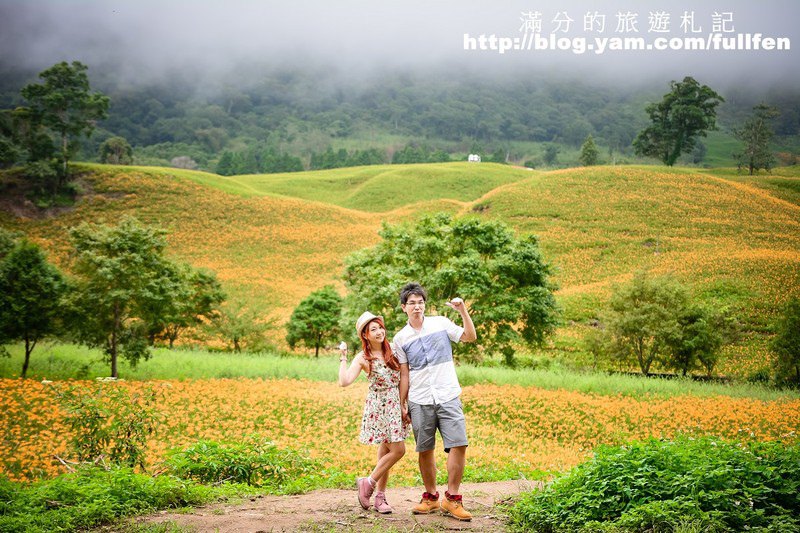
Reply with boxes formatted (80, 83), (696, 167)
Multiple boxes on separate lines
(338, 282), (476, 521)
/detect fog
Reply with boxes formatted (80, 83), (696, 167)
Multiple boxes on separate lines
(1, 0), (798, 90)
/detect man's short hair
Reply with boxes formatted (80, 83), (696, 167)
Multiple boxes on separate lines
(400, 282), (427, 305)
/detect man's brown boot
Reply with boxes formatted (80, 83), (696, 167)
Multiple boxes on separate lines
(441, 491), (472, 521)
(412, 491), (440, 514)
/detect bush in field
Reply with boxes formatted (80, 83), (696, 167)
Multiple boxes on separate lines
(166, 437), (318, 492)
(509, 437), (800, 532)
(52, 381), (163, 470)
(772, 297), (800, 386)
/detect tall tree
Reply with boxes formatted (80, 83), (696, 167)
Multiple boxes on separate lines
(286, 285), (343, 357)
(0, 241), (67, 378)
(20, 61), (109, 182)
(579, 134), (599, 166)
(68, 217), (176, 378)
(633, 76), (723, 166)
(343, 213), (559, 365)
(733, 104), (779, 175)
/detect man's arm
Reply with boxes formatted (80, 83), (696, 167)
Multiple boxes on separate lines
(446, 297), (477, 343)
(399, 362), (410, 424)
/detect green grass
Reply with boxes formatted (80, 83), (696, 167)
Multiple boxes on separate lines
(91, 161), (535, 212)
(0, 465), (258, 533)
(2, 343), (796, 401)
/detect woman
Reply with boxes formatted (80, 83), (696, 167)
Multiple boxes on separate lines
(339, 311), (410, 513)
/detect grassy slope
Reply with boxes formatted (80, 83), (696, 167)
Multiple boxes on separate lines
(1, 162), (798, 376)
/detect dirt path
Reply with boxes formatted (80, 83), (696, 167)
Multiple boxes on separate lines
(136, 480), (541, 532)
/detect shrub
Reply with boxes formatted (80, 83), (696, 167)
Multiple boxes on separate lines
(165, 437), (319, 493)
(52, 381), (164, 469)
(508, 437), (800, 532)
(0, 465), (234, 532)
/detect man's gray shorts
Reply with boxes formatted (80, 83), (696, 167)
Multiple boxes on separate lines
(408, 397), (468, 453)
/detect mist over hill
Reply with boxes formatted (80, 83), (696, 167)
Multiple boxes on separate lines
(0, 1), (798, 171)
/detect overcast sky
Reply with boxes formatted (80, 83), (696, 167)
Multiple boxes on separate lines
(1, 0), (798, 88)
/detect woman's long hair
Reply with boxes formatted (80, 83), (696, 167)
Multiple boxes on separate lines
(360, 317), (400, 374)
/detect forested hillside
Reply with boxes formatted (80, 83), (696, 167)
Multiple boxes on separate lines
(1, 63), (798, 172)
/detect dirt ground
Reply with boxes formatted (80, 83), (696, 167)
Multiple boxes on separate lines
(135, 479), (542, 532)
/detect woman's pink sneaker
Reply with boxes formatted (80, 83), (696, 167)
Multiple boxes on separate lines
(356, 477), (374, 510)
(374, 491), (393, 514)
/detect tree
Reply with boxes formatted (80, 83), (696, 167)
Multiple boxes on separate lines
(144, 265), (225, 348)
(733, 104), (779, 175)
(772, 297), (800, 386)
(663, 305), (727, 377)
(286, 285), (343, 357)
(0, 241), (67, 378)
(633, 76), (724, 166)
(99, 136), (134, 165)
(579, 134), (599, 166)
(216, 151), (235, 176)
(67, 217), (178, 378)
(343, 213), (559, 365)
(605, 271), (688, 376)
(543, 144), (559, 166)
(20, 61), (109, 181)
(212, 300), (274, 353)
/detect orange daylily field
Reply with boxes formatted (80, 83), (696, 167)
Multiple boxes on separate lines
(2, 378), (798, 484)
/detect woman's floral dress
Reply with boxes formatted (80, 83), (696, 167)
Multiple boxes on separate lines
(359, 353), (410, 445)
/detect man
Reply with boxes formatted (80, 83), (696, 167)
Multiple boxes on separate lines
(394, 282), (477, 521)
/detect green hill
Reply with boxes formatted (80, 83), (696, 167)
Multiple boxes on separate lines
(1, 162), (798, 376)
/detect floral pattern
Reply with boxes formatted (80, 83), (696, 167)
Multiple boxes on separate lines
(359, 354), (410, 445)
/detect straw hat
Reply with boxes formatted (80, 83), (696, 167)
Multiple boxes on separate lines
(355, 311), (383, 336)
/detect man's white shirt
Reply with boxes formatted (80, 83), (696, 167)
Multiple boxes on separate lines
(394, 315), (464, 405)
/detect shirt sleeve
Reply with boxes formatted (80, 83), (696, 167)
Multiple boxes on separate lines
(392, 337), (408, 364)
(443, 316), (465, 343)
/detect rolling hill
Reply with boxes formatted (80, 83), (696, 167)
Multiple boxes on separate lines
(1, 161), (798, 376)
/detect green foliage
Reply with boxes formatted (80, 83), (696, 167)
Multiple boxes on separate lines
(508, 437), (800, 532)
(165, 437), (320, 492)
(67, 216), (180, 377)
(733, 104), (779, 175)
(312, 146), (388, 169)
(143, 264), (225, 349)
(0, 240), (67, 378)
(285, 285), (343, 357)
(599, 271), (733, 376)
(19, 61), (109, 180)
(601, 271), (687, 375)
(343, 213), (559, 364)
(543, 144), (559, 166)
(579, 134), (599, 166)
(663, 305), (736, 377)
(0, 465), (243, 532)
(210, 300), (274, 353)
(772, 297), (800, 386)
(633, 76), (724, 166)
(99, 136), (134, 165)
(52, 381), (163, 469)
(391, 143), (450, 165)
